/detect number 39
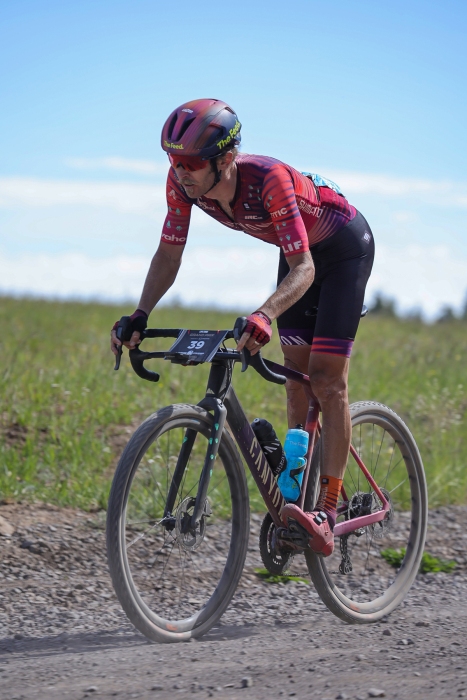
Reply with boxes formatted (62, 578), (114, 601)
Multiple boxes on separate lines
(187, 340), (205, 349)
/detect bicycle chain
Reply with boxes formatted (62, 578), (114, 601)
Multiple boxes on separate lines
(339, 534), (352, 575)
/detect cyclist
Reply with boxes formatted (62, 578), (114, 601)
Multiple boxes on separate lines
(111, 98), (375, 557)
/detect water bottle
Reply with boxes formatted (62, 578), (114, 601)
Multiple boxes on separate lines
(251, 418), (287, 477)
(277, 425), (309, 502)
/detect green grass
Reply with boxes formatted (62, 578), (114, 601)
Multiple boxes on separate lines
(254, 568), (309, 584)
(381, 548), (457, 574)
(1, 297), (467, 510)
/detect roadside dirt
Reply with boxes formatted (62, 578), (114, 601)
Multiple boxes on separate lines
(0, 502), (466, 700)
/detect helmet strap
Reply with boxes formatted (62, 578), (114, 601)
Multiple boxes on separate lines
(204, 158), (222, 195)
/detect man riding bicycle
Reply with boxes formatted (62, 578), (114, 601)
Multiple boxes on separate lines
(111, 98), (374, 557)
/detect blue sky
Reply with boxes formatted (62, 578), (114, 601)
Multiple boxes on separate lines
(1, 0), (466, 316)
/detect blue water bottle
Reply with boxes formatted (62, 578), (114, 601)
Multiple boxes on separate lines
(277, 425), (309, 502)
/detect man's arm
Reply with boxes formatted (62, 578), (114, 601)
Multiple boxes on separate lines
(237, 251), (314, 354)
(258, 251), (314, 321)
(111, 241), (184, 355)
(137, 241), (184, 315)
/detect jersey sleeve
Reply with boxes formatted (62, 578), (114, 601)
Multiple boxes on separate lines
(262, 164), (310, 257)
(161, 169), (193, 247)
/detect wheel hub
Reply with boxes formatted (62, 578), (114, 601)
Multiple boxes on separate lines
(174, 496), (211, 552)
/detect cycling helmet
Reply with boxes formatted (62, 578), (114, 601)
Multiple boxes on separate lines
(161, 99), (241, 159)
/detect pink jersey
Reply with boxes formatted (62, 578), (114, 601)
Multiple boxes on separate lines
(162, 154), (356, 257)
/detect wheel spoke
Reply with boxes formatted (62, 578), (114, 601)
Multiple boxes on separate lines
(108, 412), (246, 638)
(306, 404), (427, 622)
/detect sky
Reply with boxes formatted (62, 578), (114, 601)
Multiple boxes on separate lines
(1, 0), (466, 318)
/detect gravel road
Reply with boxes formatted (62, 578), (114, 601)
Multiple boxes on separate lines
(0, 502), (466, 700)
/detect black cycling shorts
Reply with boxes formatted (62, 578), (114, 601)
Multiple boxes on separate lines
(276, 211), (375, 357)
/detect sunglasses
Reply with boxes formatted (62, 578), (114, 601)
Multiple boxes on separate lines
(168, 154), (210, 172)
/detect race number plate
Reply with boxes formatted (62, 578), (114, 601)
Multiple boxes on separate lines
(167, 330), (228, 363)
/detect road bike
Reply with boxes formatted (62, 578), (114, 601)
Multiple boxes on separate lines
(106, 317), (428, 643)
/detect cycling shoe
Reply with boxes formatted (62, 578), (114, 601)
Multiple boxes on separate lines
(281, 504), (334, 557)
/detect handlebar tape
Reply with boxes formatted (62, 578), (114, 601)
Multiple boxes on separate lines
(129, 348), (160, 383)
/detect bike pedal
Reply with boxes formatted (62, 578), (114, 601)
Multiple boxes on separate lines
(279, 521), (310, 550)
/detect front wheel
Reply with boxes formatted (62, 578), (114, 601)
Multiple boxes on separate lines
(305, 401), (428, 623)
(106, 404), (249, 643)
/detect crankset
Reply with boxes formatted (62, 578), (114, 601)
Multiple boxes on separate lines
(259, 512), (292, 575)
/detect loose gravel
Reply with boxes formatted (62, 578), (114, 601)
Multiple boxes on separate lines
(0, 502), (466, 699)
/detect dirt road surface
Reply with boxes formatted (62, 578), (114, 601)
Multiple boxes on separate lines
(0, 503), (466, 700)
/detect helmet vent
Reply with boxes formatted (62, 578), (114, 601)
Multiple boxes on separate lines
(166, 113), (178, 140)
(176, 117), (195, 140)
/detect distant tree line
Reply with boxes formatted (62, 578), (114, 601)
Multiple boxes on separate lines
(368, 293), (467, 323)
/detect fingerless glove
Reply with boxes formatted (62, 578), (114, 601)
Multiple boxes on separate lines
(244, 311), (272, 346)
(112, 309), (148, 337)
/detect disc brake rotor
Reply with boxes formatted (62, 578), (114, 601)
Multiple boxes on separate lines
(175, 496), (211, 552)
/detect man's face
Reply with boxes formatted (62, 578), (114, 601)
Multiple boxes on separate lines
(173, 162), (216, 199)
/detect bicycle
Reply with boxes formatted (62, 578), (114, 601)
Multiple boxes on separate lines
(107, 316), (428, 643)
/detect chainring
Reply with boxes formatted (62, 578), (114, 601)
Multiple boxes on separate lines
(259, 512), (292, 575)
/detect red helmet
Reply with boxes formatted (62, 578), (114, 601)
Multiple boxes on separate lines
(161, 99), (241, 159)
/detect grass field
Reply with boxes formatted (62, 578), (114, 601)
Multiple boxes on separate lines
(1, 297), (466, 510)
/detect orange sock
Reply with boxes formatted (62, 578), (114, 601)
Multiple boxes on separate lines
(315, 475), (343, 528)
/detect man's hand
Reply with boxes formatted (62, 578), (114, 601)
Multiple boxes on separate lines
(236, 311), (272, 356)
(110, 309), (148, 357)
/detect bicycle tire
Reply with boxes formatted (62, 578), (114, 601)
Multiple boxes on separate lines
(304, 401), (428, 623)
(106, 404), (249, 643)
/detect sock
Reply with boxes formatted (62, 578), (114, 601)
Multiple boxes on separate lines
(315, 475), (343, 529)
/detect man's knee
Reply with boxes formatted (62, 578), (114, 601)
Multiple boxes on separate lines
(308, 367), (348, 404)
(282, 345), (310, 375)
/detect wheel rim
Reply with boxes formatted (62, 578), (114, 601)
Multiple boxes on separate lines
(119, 417), (237, 632)
(314, 411), (424, 613)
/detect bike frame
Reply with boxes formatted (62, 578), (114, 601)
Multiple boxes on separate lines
(195, 357), (390, 537)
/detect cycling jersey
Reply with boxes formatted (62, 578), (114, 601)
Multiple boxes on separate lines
(162, 154), (356, 257)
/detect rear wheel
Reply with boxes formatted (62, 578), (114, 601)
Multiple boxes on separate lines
(106, 404), (249, 642)
(305, 401), (427, 623)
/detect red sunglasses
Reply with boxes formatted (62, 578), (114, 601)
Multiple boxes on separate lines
(168, 153), (210, 172)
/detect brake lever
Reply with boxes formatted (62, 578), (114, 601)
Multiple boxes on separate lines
(114, 316), (132, 371)
(114, 344), (123, 371)
(240, 347), (250, 373)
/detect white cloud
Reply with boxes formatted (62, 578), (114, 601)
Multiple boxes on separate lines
(1, 171), (467, 220)
(1, 244), (465, 318)
(0, 247), (277, 310)
(0, 177), (166, 215)
(309, 169), (467, 208)
(367, 244), (467, 317)
(65, 157), (169, 176)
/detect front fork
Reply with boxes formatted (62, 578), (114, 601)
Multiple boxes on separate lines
(162, 396), (227, 532)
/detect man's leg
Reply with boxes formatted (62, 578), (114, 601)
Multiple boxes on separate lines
(281, 349), (350, 556)
(308, 351), (350, 482)
(281, 345), (350, 477)
(281, 344), (311, 428)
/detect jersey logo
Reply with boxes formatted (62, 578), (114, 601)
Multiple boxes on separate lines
(243, 202), (251, 210)
(298, 199), (323, 217)
(244, 215), (262, 220)
(282, 240), (303, 254)
(162, 233), (186, 243)
(197, 199), (216, 211)
(168, 189), (177, 200)
(270, 207), (287, 219)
